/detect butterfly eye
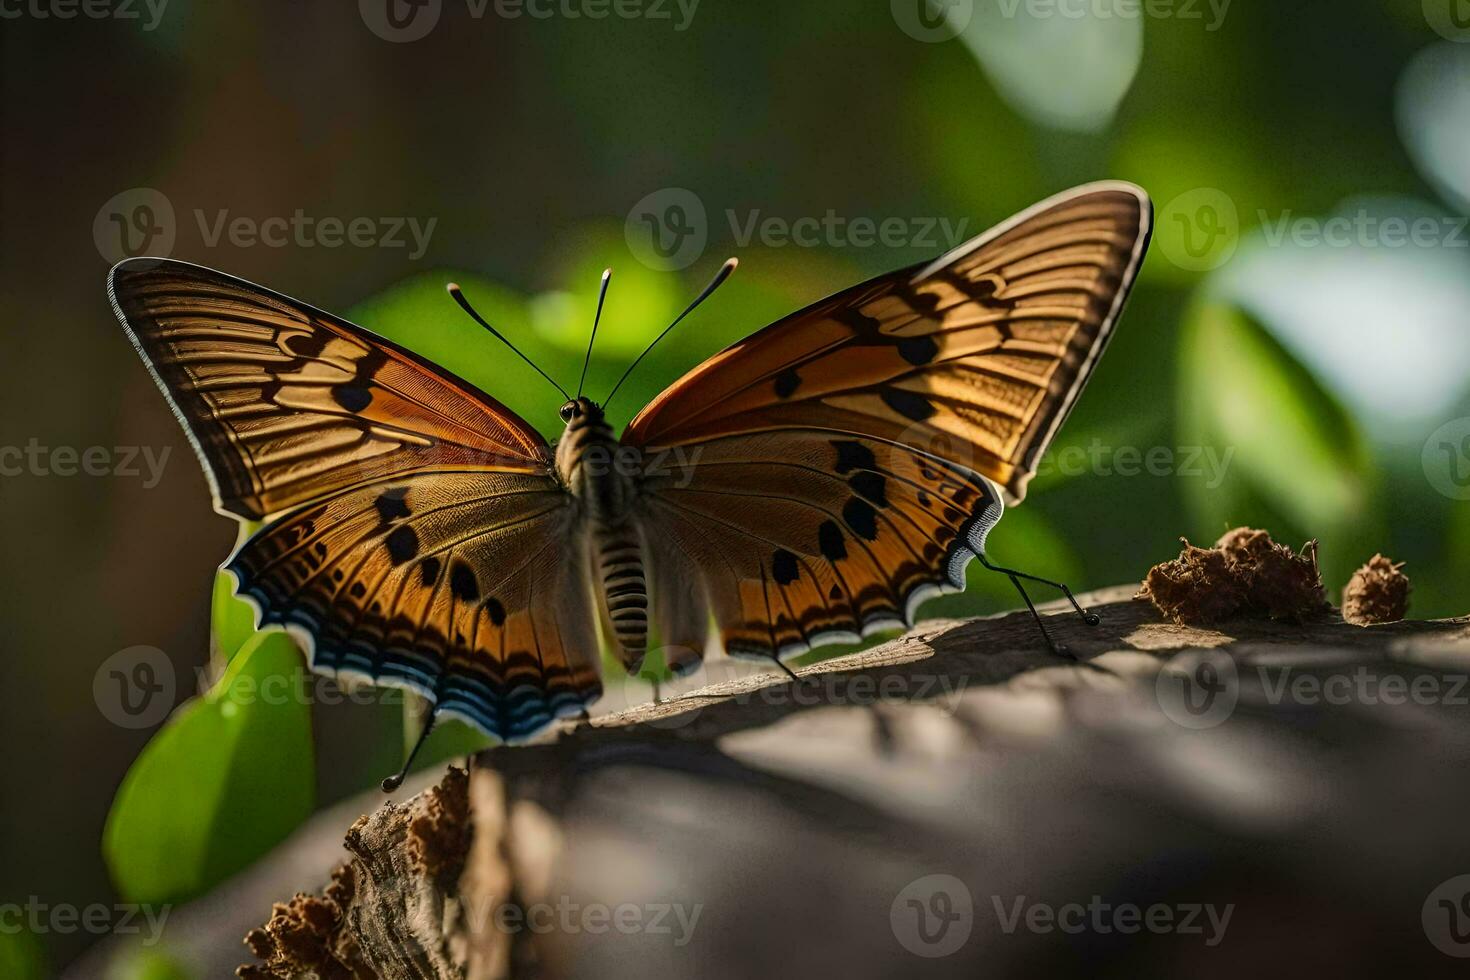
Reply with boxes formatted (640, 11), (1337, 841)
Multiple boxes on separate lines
(559, 402), (578, 423)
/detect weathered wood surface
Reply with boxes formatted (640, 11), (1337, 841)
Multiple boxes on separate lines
(67, 589), (1470, 979)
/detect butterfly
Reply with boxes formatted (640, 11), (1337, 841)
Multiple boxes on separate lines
(109, 181), (1151, 786)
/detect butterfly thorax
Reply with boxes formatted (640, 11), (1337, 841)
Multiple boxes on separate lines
(555, 398), (649, 667)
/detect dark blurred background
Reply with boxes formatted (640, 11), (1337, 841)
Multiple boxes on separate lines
(3, 0), (1469, 974)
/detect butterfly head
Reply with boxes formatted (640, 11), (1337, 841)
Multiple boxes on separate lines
(559, 397), (603, 426)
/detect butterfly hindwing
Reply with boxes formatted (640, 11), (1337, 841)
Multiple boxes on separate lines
(109, 258), (548, 521)
(225, 470), (602, 737)
(627, 183), (1151, 660)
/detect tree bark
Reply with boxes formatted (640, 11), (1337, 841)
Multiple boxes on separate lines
(70, 588), (1470, 979)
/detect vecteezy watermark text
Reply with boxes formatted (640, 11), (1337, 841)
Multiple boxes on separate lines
(0, 898), (170, 945)
(0, 0), (168, 29)
(1036, 441), (1234, 488)
(991, 895), (1234, 946)
(1157, 650), (1470, 730)
(994, 0), (1231, 30)
(889, 874), (1232, 958)
(359, 0), (699, 42)
(1159, 187), (1470, 272)
(626, 187), (971, 271)
(0, 440), (170, 488)
(460, 896), (702, 945)
(94, 188), (437, 265)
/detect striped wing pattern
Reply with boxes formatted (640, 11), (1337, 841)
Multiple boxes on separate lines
(109, 259), (546, 521)
(628, 183), (1151, 660)
(110, 260), (599, 740)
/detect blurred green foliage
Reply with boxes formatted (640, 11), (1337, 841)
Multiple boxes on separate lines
(0, 930), (47, 980)
(103, 632), (314, 905)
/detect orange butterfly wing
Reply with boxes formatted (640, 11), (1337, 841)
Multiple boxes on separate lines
(111, 260), (600, 738)
(626, 183), (1152, 659)
(109, 258), (547, 521)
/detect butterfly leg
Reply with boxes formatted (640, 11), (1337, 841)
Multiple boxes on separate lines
(1002, 573), (1075, 660)
(770, 656), (801, 683)
(381, 708), (440, 793)
(976, 554), (1101, 626)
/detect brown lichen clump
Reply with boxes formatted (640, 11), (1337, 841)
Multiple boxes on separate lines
(1139, 527), (1330, 626)
(237, 865), (372, 979)
(1342, 554), (1410, 626)
(239, 767), (474, 979)
(408, 764), (471, 881)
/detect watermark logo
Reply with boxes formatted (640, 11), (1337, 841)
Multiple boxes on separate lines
(891, 874), (974, 958)
(1155, 649), (1238, 729)
(0, 0), (169, 29)
(0, 898), (170, 945)
(361, 0), (698, 40)
(94, 188), (176, 265)
(460, 895), (702, 944)
(1424, 0), (1470, 42)
(94, 188), (438, 264)
(94, 645), (176, 729)
(1423, 875), (1470, 957)
(1258, 210), (1469, 250)
(1036, 441), (1235, 487)
(1158, 188), (1239, 272)
(991, 0), (1231, 31)
(360, 0), (442, 41)
(625, 187), (709, 271)
(0, 440), (171, 487)
(993, 895), (1233, 945)
(891, 0), (973, 43)
(625, 188), (973, 271)
(1423, 417), (1470, 501)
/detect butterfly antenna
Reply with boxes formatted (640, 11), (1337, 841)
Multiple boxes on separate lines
(448, 282), (570, 401)
(576, 267), (612, 399)
(381, 709), (439, 793)
(602, 257), (738, 411)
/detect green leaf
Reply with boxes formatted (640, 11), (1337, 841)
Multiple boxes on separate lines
(210, 523), (259, 664)
(104, 632), (315, 905)
(344, 271), (566, 438)
(1177, 301), (1378, 584)
(0, 929), (46, 980)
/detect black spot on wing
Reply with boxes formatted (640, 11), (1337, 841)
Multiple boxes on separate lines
(374, 488), (411, 523)
(386, 525), (419, 564)
(284, 332), (328, 358)
(818, 520), (847, 561)
(832, 440), (876, 475)
(835, 306), (883, 339)
(485, 597), (506, 626)
(774, 367), (802, 399)
(771, 549), (800, 586)
(848, 471), (888, 506)
(450, 561), (480, 601)
(332, 384), (373, 413)
(843, 497), (879, 541)
(418, 557), (441, 586)
(896, 335), (939, 366)
(881, 387), (936, 422)
(349, 582), (367, 598)
(829, 585), (843, 600)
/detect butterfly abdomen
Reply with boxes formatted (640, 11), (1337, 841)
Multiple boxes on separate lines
(555, 399), (649, 669)
(594, 526), (649, 666)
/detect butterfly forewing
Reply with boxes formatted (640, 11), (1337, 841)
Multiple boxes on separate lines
(109, 258), (549, 521)
(626, 183), (1151, 661)
(627, 183), (1151, 503)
